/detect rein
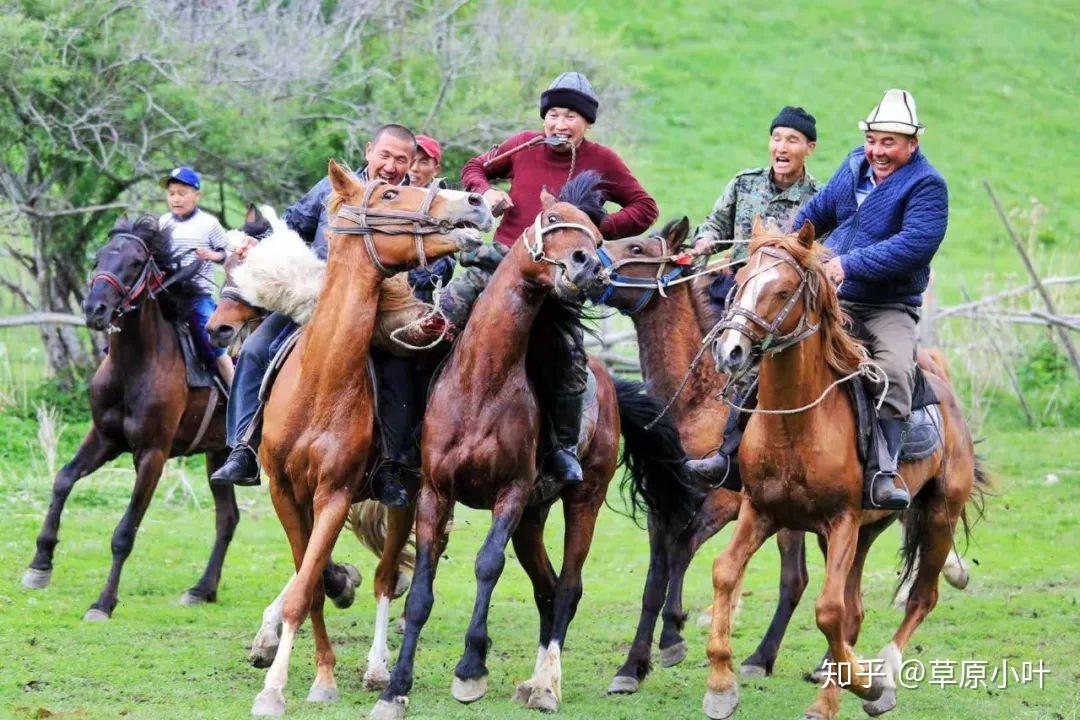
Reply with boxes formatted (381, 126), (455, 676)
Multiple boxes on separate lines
(595, 232), (686, 315)
(88, 233), (170, 324)
(324, 179), (451, 276)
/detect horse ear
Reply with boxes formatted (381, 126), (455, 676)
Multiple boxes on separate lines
(797, 219), (815, 248)
(668, 216), (691, 248)
(540, 187), (556, 210)
(327, 159), (359, 196)
(112, 214), (130, 232)
(751, 214), (765, 237)
(245, 203), (263, 224)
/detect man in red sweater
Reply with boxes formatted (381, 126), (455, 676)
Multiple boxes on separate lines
(445, 71), (658, 485)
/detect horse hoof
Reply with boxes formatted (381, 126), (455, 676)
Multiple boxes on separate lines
(863, 686), (897, 716)
(252, 687), (286, 717)
(329, 566), (359, 609)
(307, 684), (339, 703)
(393, 572), (411, 600)
(660, 640), (688, 667)
(526, 686), (559, 713)
(740, 664), (768, 679)
(83, 608), (110, 622)
(179, 590), (210, 606)
(702, 686), (739, 720)
(512, 681), (533, 705)
(370, 697), (407, 720)
(22, 567), (51, 589)
(363, 666), (390, 692)
(807, 668), (828, 685)
(943, 558), (969, 590)
(249, 643), (278, 668)
(451, 675), (488, 704)
(394, 616), (406, 635)
(607, 676), (639, 695)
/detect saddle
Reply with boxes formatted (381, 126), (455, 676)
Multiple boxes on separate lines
(176, 321), (228, 397)
(846, 367), (942, 467)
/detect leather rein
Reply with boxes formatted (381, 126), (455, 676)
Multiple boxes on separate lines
(324, 178), (453, 277)
(88, 233), (175, 324)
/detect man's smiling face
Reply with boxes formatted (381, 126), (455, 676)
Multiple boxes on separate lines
(365, 134), (415, 185)
(864, 130), (918, 182)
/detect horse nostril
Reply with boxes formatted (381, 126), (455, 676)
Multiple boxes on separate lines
(726, 345), (744, 370)
(468, 193), (483, 207)
(571, 250), (588, 265)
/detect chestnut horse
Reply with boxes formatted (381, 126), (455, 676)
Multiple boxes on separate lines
(372, 177), (702, 719)
(702, 220), (988, 720)
(250, 160), (493, 716)
(595, 217), (811, 691)
(22, 216), (238, 619)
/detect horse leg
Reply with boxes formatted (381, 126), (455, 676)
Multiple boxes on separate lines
(450, 484), (529, 704)
(24, 428), (120, 589)
(804, 513), (884, 720)
(373, 484), (454, 720)
(363, 502), (416, 691)
(250, 574), (294, 668)
(610, 514), (670, 693)
(181, 448), (239, 606)
(741, 529), (809, 678)
(84, 447), (167, 620)
(524, 486), (605, 713)
(703, 500), (775, 720)
(324, 557), (362, 610)
(306, 574), (339, 704)
(252, 486), (311, 717)
(863, 493), (959, 717)
(508, 504), (558, 704)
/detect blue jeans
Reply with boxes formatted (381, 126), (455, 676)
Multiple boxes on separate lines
(226, 311), (295, 449)
(192, 294), (226, 358)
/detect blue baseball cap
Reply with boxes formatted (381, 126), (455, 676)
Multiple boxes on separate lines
(160, 166), (201, 190)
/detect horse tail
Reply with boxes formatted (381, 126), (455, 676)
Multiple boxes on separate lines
(895, 453), (992, 598)
(613, 376), (704, 530)
(345, 500), (417, 573)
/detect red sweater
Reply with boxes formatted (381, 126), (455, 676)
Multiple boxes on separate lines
(461, 131), (659, 247)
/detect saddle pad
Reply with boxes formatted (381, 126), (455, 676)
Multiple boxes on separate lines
(847, 366), (942, 466)
(259, 325), (303, 403)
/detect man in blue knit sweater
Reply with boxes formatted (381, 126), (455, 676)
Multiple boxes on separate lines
(796, 88), (948, 510)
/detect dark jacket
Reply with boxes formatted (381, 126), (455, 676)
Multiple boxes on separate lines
(282, 168), (453, 299)
(794, 146), (948, 306)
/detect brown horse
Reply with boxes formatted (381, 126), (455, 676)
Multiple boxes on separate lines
(702, 220), (988, 720)
(21, 215), (238, 620)
(250, 160), (492, 716)
(372, 176), (702, 719)
(595, 217), (811, 691)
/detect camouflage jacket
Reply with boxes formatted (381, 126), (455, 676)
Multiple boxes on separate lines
(694, 167), (820, 263)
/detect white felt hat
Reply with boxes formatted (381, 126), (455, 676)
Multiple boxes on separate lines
(859, 89), (925, 136)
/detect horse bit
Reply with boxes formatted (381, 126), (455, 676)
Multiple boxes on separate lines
(325, 178), (454, 277)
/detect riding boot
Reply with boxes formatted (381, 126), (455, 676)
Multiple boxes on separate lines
(863, 417), (911, 510)
(371, 461), (420, 508)
(544, 391), (585, 484)
(210, 444), (261, 486)
(685, 381), (754, 491)
(372, 349), (423, 507)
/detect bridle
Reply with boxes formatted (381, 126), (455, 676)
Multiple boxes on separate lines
(521, 209), (599, 268)
(88, 233), (167, 322)
(324, 178), (454, 277)
(716, 245), (821, 356)
(595, 233), (686, 315)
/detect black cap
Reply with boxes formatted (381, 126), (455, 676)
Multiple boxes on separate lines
(770, 106), (817, 142)
(539, 72), (599, 124)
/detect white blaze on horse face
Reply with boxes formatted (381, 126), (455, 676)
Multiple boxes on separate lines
(716, 256), (781, 364)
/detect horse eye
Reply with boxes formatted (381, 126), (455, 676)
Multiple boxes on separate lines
(630, 245), (642, 255)
(548, 214), (558, 223)
(383, 189), (398, 200)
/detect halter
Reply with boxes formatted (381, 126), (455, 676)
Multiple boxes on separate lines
(324, 179), (453, 277)
(595, 233), (686, 315)
(522, 210), (599, 267)
(88, 233), (167, 321)
(716, 245), (821, 356)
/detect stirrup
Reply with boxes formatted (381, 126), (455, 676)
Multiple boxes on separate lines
(864, 470), (910, 511)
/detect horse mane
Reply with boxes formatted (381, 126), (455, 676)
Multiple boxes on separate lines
(558, 170), (606, 227)
(747, 230), (865, 376)
(110, 215), (201, 323)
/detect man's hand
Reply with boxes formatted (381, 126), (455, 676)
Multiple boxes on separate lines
(824, 257), (845, 287)
(195, 247), (224, 262)
(691, 237), (716, 256)
(482, 189), (513, 217)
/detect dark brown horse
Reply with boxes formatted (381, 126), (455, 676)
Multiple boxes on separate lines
(21, 215), (238, 620)
(372, 178), (702, 720)
(250, 161), (493, 716)
(595, 218), (811, 691)
(702, 221), (988, 720)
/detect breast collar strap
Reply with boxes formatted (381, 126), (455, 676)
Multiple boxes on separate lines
(325, 179), (451, 276)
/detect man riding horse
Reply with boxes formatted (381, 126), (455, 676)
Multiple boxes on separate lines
(691, 89), (948, 512)
(212, 124), (437, 505)
(444, 71), (659, 484)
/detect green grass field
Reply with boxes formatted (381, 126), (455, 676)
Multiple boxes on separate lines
(1, 1), (1077, 719)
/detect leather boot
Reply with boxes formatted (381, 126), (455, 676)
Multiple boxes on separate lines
(686, 382), (751, 491)
(544, 392), (585, 484)
(864, 417), (911, 510)
(372, 461), (418, 508)
(210, 445), (261, 486)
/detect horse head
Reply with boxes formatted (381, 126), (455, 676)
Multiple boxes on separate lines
(590, 216), (691, 314)
(325, 159), (492, 273)
(711, 217), (828, 377)
(84, 215), (197, 331)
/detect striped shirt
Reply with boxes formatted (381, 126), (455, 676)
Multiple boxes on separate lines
(159, 208), (227, 294)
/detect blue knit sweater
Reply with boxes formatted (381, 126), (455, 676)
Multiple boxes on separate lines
(794, 146), (948, 306)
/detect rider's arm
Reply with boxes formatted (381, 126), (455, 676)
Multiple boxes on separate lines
(794, 160), (845, 239)
(461, 131), (540, 194)
(597, 153), (659, 240)
(282, 177), (332, 246)
(839, 177), (948, 283)
(693, 177), (737, 254)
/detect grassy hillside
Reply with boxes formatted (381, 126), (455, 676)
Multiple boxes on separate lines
(552, 0), (1078, 302)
